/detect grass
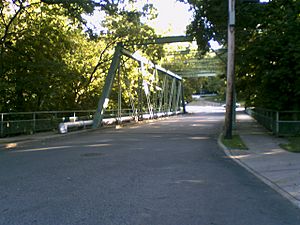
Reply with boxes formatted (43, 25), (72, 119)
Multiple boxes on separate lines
(280, 137), (300, 153)
(221, 134), (248, 150)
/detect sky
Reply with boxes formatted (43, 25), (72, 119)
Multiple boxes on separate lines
(140, 0), (193, 36)
(85, 0), (193, 36)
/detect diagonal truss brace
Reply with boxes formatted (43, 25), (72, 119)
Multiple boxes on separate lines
(93, 43), (185, 128)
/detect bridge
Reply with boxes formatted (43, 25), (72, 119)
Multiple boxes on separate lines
(0, 36), (225, 136)
(89, 36), (225, 132)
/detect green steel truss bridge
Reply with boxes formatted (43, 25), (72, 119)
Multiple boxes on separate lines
(92, 36), (225, 129)
(162, 51), (226, 78)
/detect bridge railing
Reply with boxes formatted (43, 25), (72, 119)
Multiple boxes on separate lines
(0, 108), (182, 137)
(0, 110), (95, 137)
(246, 108), (300, 136)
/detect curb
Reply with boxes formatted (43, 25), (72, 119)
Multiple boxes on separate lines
(218, 133), (300, 209)
(0, 114), (183, 152)
(0, 129), (94, 152)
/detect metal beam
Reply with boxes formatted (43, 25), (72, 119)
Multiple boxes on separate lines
(121, 48), (154, 67)
(124, 36), (194, 46)
(93, 43), (123, 128)
(179, 72), (217, 77)
(121, 48), (182, 81)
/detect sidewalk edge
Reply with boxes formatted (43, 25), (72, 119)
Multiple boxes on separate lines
(218, 133), (300, 209)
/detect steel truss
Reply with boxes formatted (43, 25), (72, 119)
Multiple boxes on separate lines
(93, 42), (186, 128)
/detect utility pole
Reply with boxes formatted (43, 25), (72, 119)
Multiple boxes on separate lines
(224, 0), (236, 139)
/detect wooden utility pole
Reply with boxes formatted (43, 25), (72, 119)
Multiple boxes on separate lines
(224, 0), (235, 139)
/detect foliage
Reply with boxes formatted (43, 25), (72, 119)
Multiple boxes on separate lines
(181, 0), (300, 110)
(0, 2), (105, 111)
(0, 0), (161, 112)
(236, 0), (300, 110)
(179, 0), (227, 54)
(222, 134), (248, 150)
(280, 137), (300, 153)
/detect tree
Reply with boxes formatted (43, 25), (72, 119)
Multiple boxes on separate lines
(1, 4), (86, 111)
(236, 0), (300, 110)
(0, 1), (110, 111)
(181, 0), (300, 110)
(0, 0), (163, 112)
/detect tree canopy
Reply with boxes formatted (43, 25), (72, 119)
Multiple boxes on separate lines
(181, 0), (300, 110)
(0, 0), (161, 112)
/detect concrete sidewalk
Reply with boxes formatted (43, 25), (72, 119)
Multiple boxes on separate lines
(220, 111), (300, 208)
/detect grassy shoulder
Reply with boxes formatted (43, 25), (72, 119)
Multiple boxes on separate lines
(221, 134), (248, 150)
(280, 137), (300, 153)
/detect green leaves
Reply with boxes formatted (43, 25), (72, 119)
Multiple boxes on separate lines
(185, 0), (300, 110)
(0, 0), (162, 112)
(235, 0), (300, 110)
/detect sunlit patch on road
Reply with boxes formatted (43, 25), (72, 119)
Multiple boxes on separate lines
(188, 136), (210, 140)
(13, 146), (73, 153)
(186, 105), (226, 113)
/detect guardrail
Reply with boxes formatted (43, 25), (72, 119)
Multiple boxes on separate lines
(0, 108), (182, 137)
(246, 108), (300, 136)
(0, 110), (96, 137)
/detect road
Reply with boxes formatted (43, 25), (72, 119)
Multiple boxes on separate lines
(1, 107), (300, 225)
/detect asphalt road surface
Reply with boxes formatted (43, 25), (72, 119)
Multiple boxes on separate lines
(1, 109), (300, 225)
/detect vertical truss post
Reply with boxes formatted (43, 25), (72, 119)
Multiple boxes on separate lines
(138, 62), (144, 121)
(159, 74), (166, 113)
(93, 42), (123, 128)
(168, 79), (176, 113)
(175, 81), (182, 112)
(125, 77), (137, 120)
(181, 81), (186, 114)
(117, 61), (122, 124)
(172, 80), (178, 112)
(143, 80), (154, 118)
(153, 87), (158, 117)
(164, 76), (169, 114)
(153, 69), (158, 117)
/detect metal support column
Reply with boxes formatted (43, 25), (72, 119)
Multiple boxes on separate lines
(164, 77), (169, 113)
(117, 62), (122, 124)
(168, 79), (176, 113)
(93, 42), (123, 128)
(159, 75), (166, 113)
(181, 81), (186, 114)
(138, 62), (144, 121)
(172, 81), (178, 112)
(175, 81), (182, 112)
(33, 112), (36, 134)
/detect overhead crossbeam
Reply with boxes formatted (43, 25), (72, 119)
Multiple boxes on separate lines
(178, 72), (217, 78)
(124, 35), (194, 46)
